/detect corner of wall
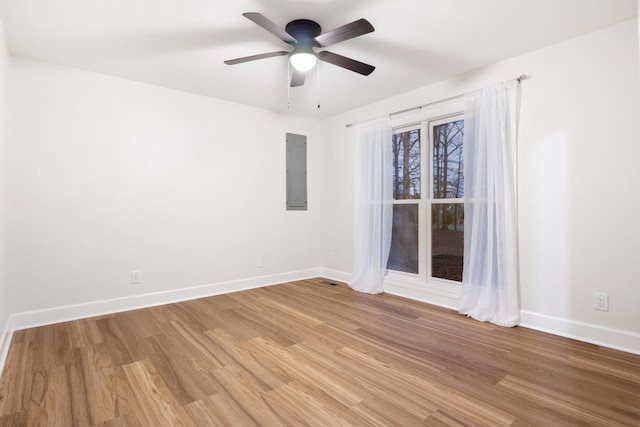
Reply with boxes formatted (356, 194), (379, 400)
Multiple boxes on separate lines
(0, 11), (12, 359)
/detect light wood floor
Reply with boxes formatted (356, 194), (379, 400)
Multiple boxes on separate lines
(0, 278), (638, 426)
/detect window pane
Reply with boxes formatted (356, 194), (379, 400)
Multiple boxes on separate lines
(431, 203), (464, 281)
(433, 120), (464, 199)
(387, 204), (419, 274)
(392, 129), (421, 199)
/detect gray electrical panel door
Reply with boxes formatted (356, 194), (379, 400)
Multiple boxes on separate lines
(286, 133), (307, 210)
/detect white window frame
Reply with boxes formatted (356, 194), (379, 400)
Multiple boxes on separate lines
(385, 99), (465, 302)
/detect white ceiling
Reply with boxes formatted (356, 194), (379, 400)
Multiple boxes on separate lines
(0, 0), (637, 118)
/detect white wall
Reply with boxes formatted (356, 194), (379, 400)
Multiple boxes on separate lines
(0, 17), (9, 336)
(320, 19), (640, 352)
(8, 58), (321, 313)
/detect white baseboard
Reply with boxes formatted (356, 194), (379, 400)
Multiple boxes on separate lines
(520, 310), (640, 355)
(8, 268), (321, 332)
(0, 316), (14, 377)
(317, 268), (352, 284)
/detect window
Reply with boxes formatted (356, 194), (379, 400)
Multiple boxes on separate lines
(431, 118), (464, 281)
(387, 114), (464, 283)
(387, 126), (420, 273)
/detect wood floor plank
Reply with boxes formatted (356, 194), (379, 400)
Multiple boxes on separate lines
(156, 320), (224, 373)
(497, 374), (636, 426)
(568, 354), (640, 383)
(67, 318), (104, 348)
(204, 329), (291, 391)
(210, 365), (285, 426)
(0, 278), (638, 426)
(224, 306), (299, 348)
(286, 342), (370, 405)
(96, 317), (146, 367)
(26, 365), (73, 427)
(140, 335), (214, 406)
(76, 344), (118, 425)
(175, 299), (236, 335)
(32, 323), (73, 372)
(67, 348), (92, 426)
(187, 390), (260, 427)
(121, 358), (192, 426)
(350, 396), (427, 427)
(337, 345), (516, 426)
(0, 410), (27, 427)
(0, 341), (33, 416)
(263, 381), (355, 427)
(248, 336), (366, 407)
(321, 345), (442, 419)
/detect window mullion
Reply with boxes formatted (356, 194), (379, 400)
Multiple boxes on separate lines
(431, 198), (464, 204)
(420, 120), (429, 282)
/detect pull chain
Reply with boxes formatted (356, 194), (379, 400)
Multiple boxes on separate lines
(317, 61), (321, 109)
(287, 60), (291, 109)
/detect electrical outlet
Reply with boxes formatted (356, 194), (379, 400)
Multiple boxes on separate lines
(131, 270), (142, 284)
(330, 251), (336, 262)
(593, 292), (609, 311)
(255, 256), (263, 268)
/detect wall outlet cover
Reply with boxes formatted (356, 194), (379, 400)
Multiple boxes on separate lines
(131, 270), (142, 284)
(593, 292), (609, 311)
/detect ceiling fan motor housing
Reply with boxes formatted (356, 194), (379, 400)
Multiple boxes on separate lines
(285, 19), (322, 49)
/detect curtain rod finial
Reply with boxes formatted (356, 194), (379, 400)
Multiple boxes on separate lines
(517, 74), (531, 82)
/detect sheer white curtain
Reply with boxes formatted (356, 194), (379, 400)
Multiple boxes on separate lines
(459, 81), (520, 327)
(349, 116), (393, 294)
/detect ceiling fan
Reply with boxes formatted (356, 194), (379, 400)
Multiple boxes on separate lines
(225, 13), (375, 87)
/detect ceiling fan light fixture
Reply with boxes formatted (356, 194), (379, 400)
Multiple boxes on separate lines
(290, 52), (317, 72)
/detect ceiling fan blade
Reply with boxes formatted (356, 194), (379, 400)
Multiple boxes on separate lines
(243, 12), (297, 45)
(314, 19), (374, 47)
(224, 51), (288, 65)
(290, 69), (306, 87)
(318, 51), (375, 76)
